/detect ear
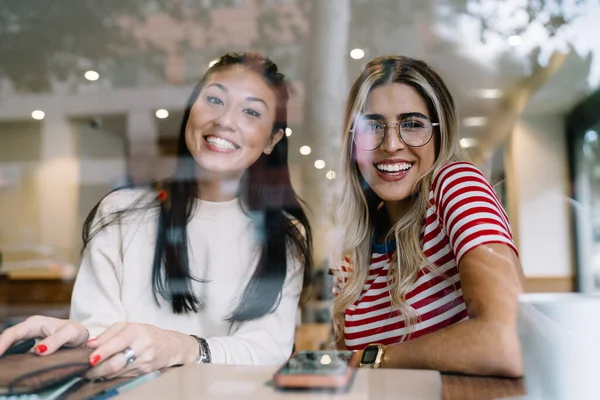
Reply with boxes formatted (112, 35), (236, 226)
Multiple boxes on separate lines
(263, 128), (284, 155)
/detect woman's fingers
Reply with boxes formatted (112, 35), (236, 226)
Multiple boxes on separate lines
(0, 325), (27, 355)
(85, 322), (127, 349)
(86, 324), (160, 379)
(86, 330), (148, 379)
(0, 316), (60, 356)
(86, 342), (143, 379)
(33, 321), (88, 356)
(87, 322), (133, 367)
(104, 363), (145, 380)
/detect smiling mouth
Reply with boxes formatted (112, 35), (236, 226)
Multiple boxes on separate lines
(204, 135), (240, 151)
(374, 162), (413, 173)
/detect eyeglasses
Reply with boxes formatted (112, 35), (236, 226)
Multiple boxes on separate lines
(352, 115), (439, 151)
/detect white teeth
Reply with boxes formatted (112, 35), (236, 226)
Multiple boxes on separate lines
(376, 163), (412, 172)
(206, 136), (237, 150)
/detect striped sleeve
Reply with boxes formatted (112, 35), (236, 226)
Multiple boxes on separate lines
(431, 162), (518, 263)
(330, 256), (352, 297)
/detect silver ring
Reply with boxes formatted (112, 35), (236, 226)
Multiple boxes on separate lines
(122, 346), (136, 366)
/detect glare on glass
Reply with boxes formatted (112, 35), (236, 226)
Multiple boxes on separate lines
(155, 109), (169, 119)
(31, 110), (45, 120)
(352, 115), (439, 150)
(84, 70), (100, 81)
(299, 146), (311, 155)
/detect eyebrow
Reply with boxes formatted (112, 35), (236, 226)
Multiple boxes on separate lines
(206, 82), (227, 92)
(206, 83), (269, 110)
(246, 96), (269, 110)
(362, 112), (429, 120)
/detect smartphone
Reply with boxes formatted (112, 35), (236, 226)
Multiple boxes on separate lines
(273, 350), (360, 392)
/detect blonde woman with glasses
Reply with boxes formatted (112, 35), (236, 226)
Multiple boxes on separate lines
(330, 56), (524, 377)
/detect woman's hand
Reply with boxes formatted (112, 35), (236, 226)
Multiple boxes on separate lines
(85, 322), (198, 379)
(0, 316), (88, 356)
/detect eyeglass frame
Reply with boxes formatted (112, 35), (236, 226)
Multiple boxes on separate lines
(350, 116), (440, 150)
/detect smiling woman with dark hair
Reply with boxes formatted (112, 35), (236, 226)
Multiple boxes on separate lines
(0, 52), (313, 379)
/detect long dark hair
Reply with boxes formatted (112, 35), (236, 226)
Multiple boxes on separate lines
(82, 52), (313, 322)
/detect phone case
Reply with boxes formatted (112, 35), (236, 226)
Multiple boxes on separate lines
(273, 350), (361, 392)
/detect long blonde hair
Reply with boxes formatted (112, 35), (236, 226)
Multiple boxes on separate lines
(330, 56), (467, 341)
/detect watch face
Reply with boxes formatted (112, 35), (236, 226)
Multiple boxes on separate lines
(361, 346), (379, 364)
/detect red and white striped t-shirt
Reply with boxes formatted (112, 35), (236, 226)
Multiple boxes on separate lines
(333, 162), (518, 351)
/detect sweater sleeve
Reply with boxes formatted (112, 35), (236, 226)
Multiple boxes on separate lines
(431, 162), (518, 264)
(69, 192), (131, 338)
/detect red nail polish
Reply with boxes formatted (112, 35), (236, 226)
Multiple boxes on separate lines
(36, 344), (48, 354)
(90, 354), (101, 366)
(86, 338), (97, 345)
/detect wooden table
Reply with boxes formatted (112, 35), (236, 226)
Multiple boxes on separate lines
(66, 364), (525, 400)
(442, 374), (524, 399)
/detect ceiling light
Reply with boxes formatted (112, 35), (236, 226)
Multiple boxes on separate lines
(350, 48), (365, 60)
(475, 88), (503, 99)
(462, 117), (487, 127)
(31, 110), (45, 120)
(285, 127), (292, 137)
(508, 35), (522, 46)
(314, 160), (326, 169)
(326, 170), (337, 180)
(84, 70), (100, 81)
(155, 109), (169, 119)
(208, 59), (219, 68)
(585, 130), (598, 143)
(460, 138), (479, 148)
(299, 146), (312, 155)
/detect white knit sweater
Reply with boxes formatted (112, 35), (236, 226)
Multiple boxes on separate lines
(70, 189), (303, 365)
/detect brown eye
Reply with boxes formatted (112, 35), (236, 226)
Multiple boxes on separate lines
(401, 118), (425, 130)
(359, 121), (383, 134)
(207, 96), (223, 106)
(243, 109), (261, 118)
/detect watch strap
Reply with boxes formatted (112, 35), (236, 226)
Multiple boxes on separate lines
(190, 335), (212, 364)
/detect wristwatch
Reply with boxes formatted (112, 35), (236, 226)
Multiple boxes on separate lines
(191, 335), (212, 364)
(359, 343), (386, 368)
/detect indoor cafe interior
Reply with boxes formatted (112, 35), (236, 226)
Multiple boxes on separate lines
(1, 1), (600, 399)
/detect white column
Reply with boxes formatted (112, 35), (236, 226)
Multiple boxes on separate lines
(303, 0), (351, 267)
(126, 110), (159, 183)
(37, 112), (80, 262)
(505, 115), (573, 278)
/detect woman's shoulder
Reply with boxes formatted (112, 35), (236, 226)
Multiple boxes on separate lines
(97, 187), (157, 216)
(431, 161), (487, 190)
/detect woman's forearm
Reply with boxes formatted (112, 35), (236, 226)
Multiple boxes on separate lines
(380, 318), (523, 377)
